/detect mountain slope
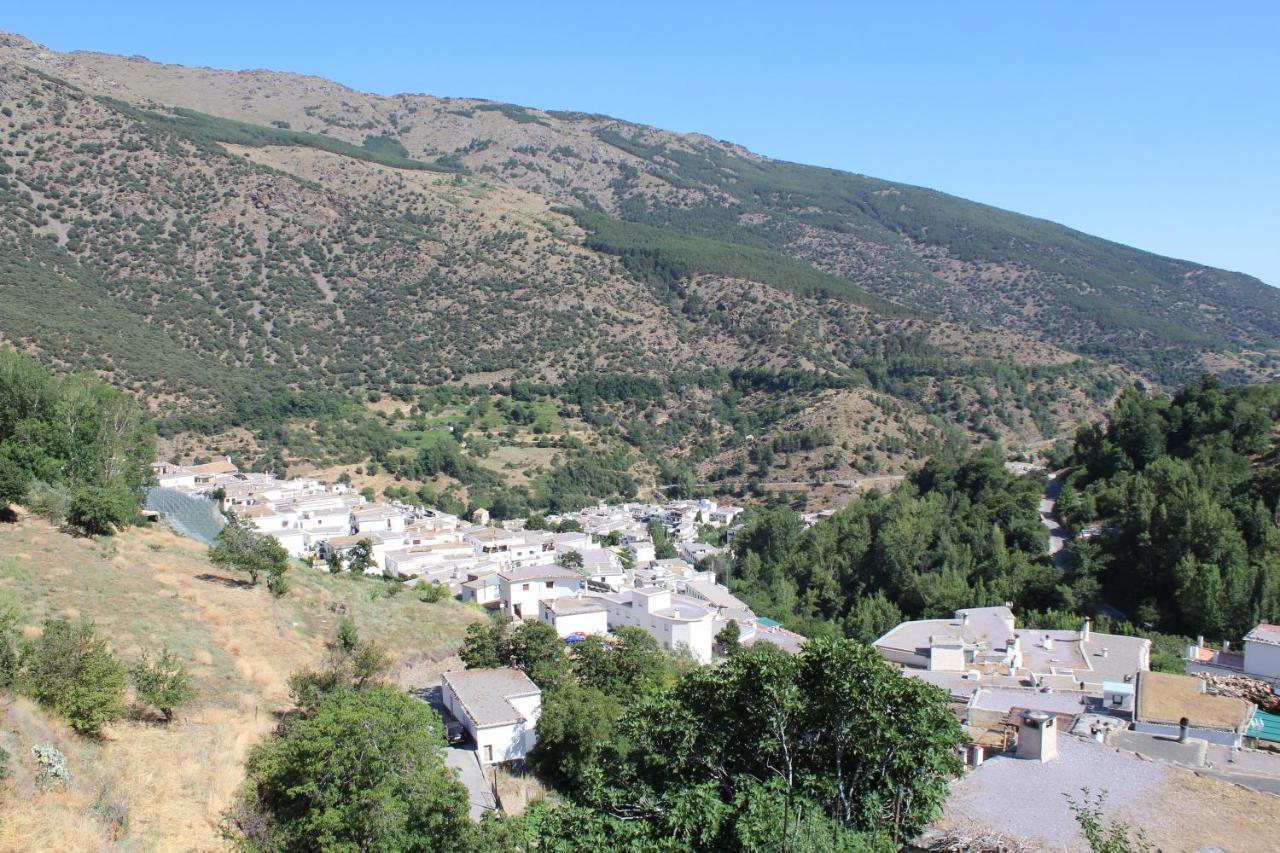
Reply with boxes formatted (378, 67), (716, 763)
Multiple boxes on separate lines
(4, 31), (1275, 385)
(0, 31), (1275, 502)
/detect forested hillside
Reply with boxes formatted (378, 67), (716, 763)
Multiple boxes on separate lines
(726, 377), (1280, 650)
(1060, 377), (1280, 640)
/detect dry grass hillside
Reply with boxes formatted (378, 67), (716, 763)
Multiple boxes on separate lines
(0, 513), (480, 851)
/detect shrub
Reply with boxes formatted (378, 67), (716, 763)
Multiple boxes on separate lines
(130, 647), (195, 721)
(67, 485), (133, 535)
(24, 480), (71, 524)
(0, 596), (19, 687)
(415, 581), (449, 603)
(19, 619), (126, 736)
(0, 455), (30, 509)
(31, 743), (70, 790)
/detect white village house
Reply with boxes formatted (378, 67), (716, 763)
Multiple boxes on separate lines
(440, 668), (541, 765)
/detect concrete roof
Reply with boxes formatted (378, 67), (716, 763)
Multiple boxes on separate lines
(441, 668), (539, 729)
(874, 609), (1014, 657)
(542, 596), (608, 616)
(969, 687), (1092, 716)
(1244, 623), (1280, 647)
(683, 578), (749, 611)
(1136, 671), (1254, 732)
(187, 458), (238, 475)
(498, 565), (582, 583)
(741, 621), (806, 655)
(467, 527), (520, 543)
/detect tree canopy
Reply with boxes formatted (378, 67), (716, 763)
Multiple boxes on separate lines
(231, 686), (470, 851)
(0, 350), (154, 534)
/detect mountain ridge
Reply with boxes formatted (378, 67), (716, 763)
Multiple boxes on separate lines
(2, 29), (1272, 387)
(0, 30), (1275, 498)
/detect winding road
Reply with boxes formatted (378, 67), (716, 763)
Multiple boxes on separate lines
(1039, 468), (1070, 569)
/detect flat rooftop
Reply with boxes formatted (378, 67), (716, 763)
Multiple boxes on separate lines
(542, 596), (607, 616)
(498, 565), (582, 583)
(441, 668), (539, 728)
(1136, 671), (1254, 731)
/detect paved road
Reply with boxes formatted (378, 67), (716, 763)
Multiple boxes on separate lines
(446, 746), (497, 821)
(654, 474), (905, 491)
(1039, 469), (1070, 568)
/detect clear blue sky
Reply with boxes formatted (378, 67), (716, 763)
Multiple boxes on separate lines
(6, 2), (1278, 284)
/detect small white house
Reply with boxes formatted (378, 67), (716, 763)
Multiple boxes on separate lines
(539, 596), (609, 638)
(461, 571), (502, 607)
(627, 541), (656, 565)
(440, 668), (541, 765)
(498, 565), (584, 620)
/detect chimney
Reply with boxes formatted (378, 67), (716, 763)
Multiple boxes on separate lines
(1081, 618), (1091, 642)
(962, 612), (970, 627)
(1196, 635), (1205, 650)
(1016, 711), (1059, 762)
(1043, 635), (1054, 651)
(1222, 640), (1230, 653)
(1101, 647), (1109, 659)
(1179, 717), (1190, 744)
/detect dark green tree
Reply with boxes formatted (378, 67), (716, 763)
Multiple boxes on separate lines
(230, 687), (470, 851)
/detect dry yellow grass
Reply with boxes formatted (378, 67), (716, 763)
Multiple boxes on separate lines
(0, 513), (482, 850)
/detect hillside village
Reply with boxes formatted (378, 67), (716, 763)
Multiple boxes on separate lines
(147, 455), (1280, 846)
(2, 18), (1280, 852)
(152, 456), (801, 665)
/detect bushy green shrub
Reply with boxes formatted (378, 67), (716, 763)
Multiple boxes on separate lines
(130, 647), (195, 721)
(18, 619), (126, 736)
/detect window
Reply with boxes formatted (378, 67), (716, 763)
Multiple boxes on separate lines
(545, 581), (554, 589)
(522, 583), (530, 591)
(484, 745), (493, 762)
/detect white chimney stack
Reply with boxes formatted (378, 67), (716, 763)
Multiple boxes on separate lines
(1043, 635), (1054, 651)
(1016, 711), (1059, 762)
(1081, 618), (1091, 642)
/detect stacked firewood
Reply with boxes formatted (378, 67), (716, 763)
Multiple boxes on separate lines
(1204, 673), (1280, 713)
